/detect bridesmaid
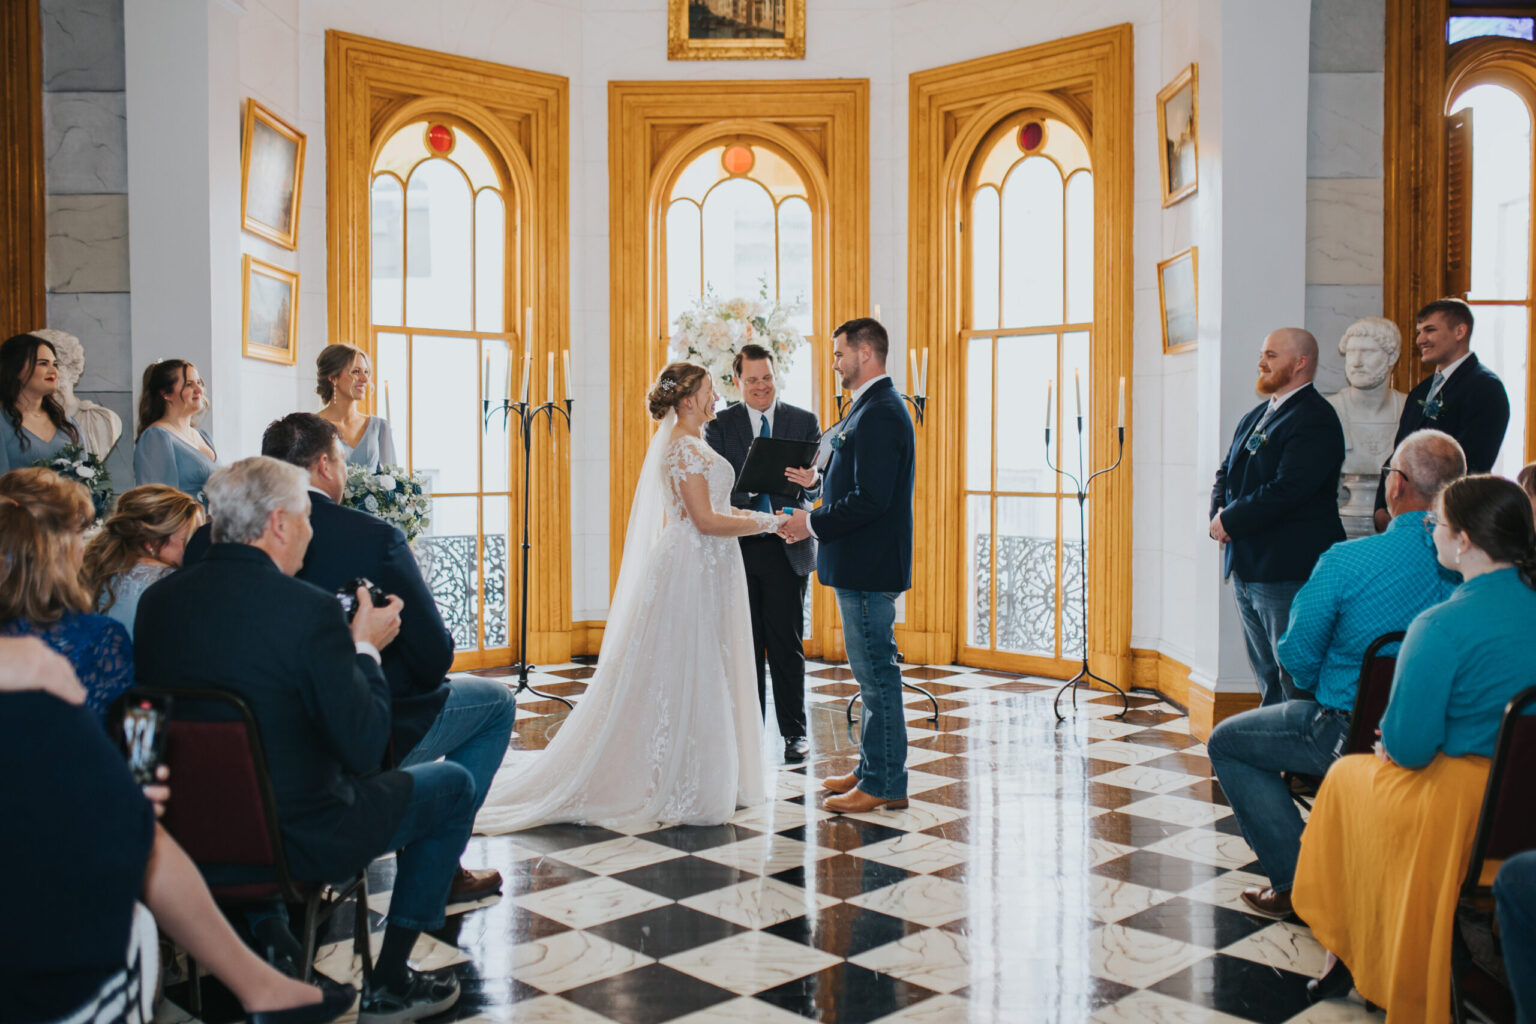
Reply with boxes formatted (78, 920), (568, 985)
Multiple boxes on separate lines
(0, 333), (82, 474)
(315, 344), (397, 470)
(133, 359), (218, 498)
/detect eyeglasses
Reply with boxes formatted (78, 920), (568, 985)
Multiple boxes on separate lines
(1380, 466), (1408, 487)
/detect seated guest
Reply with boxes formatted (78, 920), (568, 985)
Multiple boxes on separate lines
(81, 485), (205, 639)
(1209, 430), (1466, 920)
(1495, 851), (1536, 1024)
(0, 684), (353, 1024)
(186, 413), (511, 900)
(133, 359), (217, 497)
(0, 469), (133, 720)
(1293, 475), (1536, 1017)
(136, 456), (473, 1023)
(315, 345), (397, 469)
(1, 333), (81, 474)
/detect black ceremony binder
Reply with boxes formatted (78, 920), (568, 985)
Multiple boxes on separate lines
(734, 437), (819, 494)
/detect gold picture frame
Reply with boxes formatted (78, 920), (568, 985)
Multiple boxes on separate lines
(1156, 63), (1198, 207)
(240, 99), (306, 249)
(242, 254), (298, 365)
(1157, 247), (1198, 354)
(668, 0), (805, 61)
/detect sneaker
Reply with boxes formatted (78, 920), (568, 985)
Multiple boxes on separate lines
(357, 968), (460, 1024)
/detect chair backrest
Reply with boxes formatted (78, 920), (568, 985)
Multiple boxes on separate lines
(124, 687), (296, 897)
(1344, 631), (1405, 756)
(1464, 685), (1536, 895)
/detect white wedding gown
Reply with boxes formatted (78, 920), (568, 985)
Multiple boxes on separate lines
(475, 425), (773, 833)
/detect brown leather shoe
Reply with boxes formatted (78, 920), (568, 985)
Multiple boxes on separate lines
(820, 771), (860, 794)
(824, 787), (908, 814)
(1239, 886), (1293, 920)
(449, 866), (503, 901)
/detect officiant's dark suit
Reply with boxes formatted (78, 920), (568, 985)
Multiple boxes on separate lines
(705, 382), (821, 753)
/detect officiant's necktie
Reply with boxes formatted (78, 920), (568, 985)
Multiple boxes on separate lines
(754, 414), (773, 513)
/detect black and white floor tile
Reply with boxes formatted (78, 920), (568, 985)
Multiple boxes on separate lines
(160, 661), (1387, 1024)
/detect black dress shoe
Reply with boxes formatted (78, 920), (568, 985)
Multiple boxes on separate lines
(1306, 958), (1355, 1003)
(784, 736), (809, 762)
(248, 983), (357, 1024)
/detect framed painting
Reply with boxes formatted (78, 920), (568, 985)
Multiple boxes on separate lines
(1156, 64), (1198, 207)
(668, 0), (805, 60)
(242, 254), (298, 365)
(1158, 247), (1198, 354)
(241, 99), (306, 249)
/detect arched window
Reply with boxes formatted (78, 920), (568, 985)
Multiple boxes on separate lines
(663, 142), (816, 411)
(369, 119), (517, 654)
(963, 115), (1093, 666)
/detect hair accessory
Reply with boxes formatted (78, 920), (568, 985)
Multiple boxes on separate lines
(659, 378), (678, 393)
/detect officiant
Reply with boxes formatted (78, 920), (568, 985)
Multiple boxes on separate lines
(705, 344), (822, 763)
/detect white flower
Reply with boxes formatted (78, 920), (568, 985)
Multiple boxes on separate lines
(75, 466), (97, 479)
(364, 494), (379, 512)
(374, 473), (397, 491)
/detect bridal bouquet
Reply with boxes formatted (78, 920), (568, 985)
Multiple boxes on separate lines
(343, 463), (431, 544)
(36, 444), (113, 520)
(669, 285), (806, 402)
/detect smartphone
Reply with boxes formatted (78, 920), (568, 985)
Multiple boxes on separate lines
(122, 695), (171, 787)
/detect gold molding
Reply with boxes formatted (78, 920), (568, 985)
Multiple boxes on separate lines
(326, 31), (572, 669)
(667, 0), (805, 61)
(240, 98), (306, 251)
(0, 0), (45, 337)
(1157, 246), (1198, 354)
(241, 253), (299, 365)
(607, 78), (868, 659)
(1155, 63), (1199, 207)
(908, 27), (1136, 683)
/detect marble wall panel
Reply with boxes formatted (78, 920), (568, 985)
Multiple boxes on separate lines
(1310, 0), (1385, 73)
(41, 0), (125, 91)
(1306, 72), (1385, 179)
(46, 194), (130, 293)
(46, 292), (133, 392)
(44, 91), (128, 194)
(1305, 178), (1383, 286)
(1304, 284), (1386, 395)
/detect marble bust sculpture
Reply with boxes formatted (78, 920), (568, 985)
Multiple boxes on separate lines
(32, 328), (123, 460)
(1326, 316), (1406, 537)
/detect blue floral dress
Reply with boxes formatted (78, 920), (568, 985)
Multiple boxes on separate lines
(1, 611), (134, 722)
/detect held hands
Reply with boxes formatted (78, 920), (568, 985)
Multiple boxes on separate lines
(350, 587), (405, 650)
(784, 465), (818, 489)
(778, 508), (812, 543)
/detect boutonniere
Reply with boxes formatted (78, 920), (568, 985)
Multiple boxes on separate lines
(1244, 430), (1269, 454)
(831, 429), (851, 452)
(1418, 395), (1444, 420)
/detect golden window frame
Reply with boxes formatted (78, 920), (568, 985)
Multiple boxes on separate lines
(667, 0), (805, 61)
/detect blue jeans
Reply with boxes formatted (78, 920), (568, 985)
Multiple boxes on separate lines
(384, 761), (475, 931)
(1232, 576), (1304, 705)
(1495, 850), (1536, 1024)
(836, 589), (906, 800)
(1207, 701), (1350, 892)
(399, 678), (515, 813)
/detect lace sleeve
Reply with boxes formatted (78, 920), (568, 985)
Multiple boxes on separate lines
(82, 618), (135, 721)
(662, 436), (712, 483)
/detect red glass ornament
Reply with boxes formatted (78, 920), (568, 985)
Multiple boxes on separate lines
(1018, 121), (1044, 152)
(426, 124), (454, 155)
(722, 145), (755, 175)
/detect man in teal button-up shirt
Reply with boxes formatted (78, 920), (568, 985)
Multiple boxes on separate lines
(1207, 430), (1466, 921)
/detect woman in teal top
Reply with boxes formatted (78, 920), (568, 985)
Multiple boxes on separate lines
(1, 333), (82, 474)
(133, 359), (217, 497)
(315, 344), (398, 470)
(1381, 474), (1536, 767)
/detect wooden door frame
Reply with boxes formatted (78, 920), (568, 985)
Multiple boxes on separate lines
(0, 0), (45, 337)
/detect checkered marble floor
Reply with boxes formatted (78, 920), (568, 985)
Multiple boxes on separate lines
(165, 661), (1388, 1024)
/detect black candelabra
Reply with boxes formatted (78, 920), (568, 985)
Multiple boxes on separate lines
(1045, 405), (1140, 722)
(484, 393), (574, 708)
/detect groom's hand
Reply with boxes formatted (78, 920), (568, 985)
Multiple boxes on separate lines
(779, 508), (811, 543)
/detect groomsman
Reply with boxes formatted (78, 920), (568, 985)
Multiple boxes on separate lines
(1210, 328), (1346, 706)
(704, 344), (821, 762)
(1372, 298), (1510, 531)
(780, 319), (916, 813)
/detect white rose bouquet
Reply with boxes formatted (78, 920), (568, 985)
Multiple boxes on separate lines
(36, 444), (113, 521)
(669, 283), (807, 402)
(343, 463), (431, 544)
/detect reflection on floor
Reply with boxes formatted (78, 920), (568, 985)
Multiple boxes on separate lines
(163, 661), (1387, 1024)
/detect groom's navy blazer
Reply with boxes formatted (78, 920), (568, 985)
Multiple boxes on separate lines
(1210, 383), (1346, 583)
(810, 377), (916, 593)
(705, 400), (821, 576)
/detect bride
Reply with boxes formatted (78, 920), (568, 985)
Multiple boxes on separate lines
(475, 362), (786, 833)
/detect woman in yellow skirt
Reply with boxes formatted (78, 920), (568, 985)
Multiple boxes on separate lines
(1293, 475), (1536, 1022)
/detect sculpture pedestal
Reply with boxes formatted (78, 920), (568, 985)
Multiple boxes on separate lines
(1338, 472), (1378, 538)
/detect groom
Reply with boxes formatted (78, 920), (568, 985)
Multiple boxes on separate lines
(780, 318), (916, 813)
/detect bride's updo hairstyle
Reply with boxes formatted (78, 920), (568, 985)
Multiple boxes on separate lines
(647, 362), (710, 420)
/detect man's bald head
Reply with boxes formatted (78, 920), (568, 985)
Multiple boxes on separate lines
(1256, 328), (1319, 395)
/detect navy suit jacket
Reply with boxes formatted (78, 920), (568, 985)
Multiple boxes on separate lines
(135, 543), (412, 883)
(185, 490), (453, 757)
(810, 378), (916, 593)
(1374, 353), (1510, 512)
(704, 400), (821, 576)
(1210, 384), (1346, 582)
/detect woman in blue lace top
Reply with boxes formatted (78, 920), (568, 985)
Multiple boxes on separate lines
(0, 468), (133, 720)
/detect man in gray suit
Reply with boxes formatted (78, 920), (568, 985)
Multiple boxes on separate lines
(705, 343), (821, 762)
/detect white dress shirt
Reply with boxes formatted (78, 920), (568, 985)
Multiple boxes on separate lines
(744, 401), (777, 437)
